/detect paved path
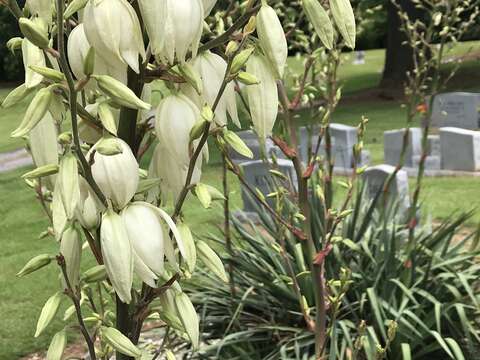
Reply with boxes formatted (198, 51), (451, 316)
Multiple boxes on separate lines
(0, 148), (33, 173)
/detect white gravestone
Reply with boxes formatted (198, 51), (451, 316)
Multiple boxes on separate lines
(431, 92), (480, 130)
(440, 127), (480, 171)
(240, 159), (297, 213)
(384, 128), (422, 168)
(363, 164), (410, 212)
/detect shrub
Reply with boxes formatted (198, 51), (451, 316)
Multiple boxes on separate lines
(187, 184), (480, 359)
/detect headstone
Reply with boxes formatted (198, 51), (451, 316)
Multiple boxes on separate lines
(230, 130), (277, 164)
(384, 128), (422, 167)
(440, 127), (480, 171)
(299, 124), (368, 168)
(427, 134), (441, 156)
(353, 51), (366, 65)
(363, 164), (410, 211)
(430, 92), (480, 130)
(330, 123), (358, 168)
(240, 159), (297, 213)
(412, 155), (441, 170)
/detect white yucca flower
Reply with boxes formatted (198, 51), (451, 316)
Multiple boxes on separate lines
(28, 112), (58, 189)
(101, 208), (133, 303)
(68, 23), (127, 84)
(84, 0), (145, 73)
(88, 138), (139, 209)
(138, 0), (167, 57)
(122, 202), (185, 282)
(160, 0), (204, 64)
(75, 177), (102, 230)
(148, 142), (204, 202)
(182, 51), (240, 127)
(22, 38), (45, 88)
(202, 0), (217, 17)
(155, 94), (202, 165)
(246, 53), (279, 141)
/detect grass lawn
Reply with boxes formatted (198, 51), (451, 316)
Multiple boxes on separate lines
(1, 41), (480, 358)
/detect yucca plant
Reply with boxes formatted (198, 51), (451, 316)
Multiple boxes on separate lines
(186, 183), (480, 359)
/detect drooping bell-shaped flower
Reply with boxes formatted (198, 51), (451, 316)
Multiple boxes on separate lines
(101, 207), (133, 303)
(83, 0), (145, 73)
(28, 111), (59, 189)
(60, 225), (82, 289)
(155, 94), (201, 165)
(246, 53), (279, 141)
(88, 138), (139, 209)
(148, 143), (203, 202)
(75, 177), (102, 230)
(68, 23), (127, 84)
(122, 202), (184, 279)
(138, 0), (166, 57)
(182, 51), (240, 127)
(22, 38), (45, 88)
(160, 0), (204, 64)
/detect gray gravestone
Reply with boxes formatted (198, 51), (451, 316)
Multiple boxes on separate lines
(384, 128), (422, 167)
(299, 124), (368, 168)
(440, 127), (480, 171)
(240, 159), (297, 213)
(427, 134), (441, 156)
(412, 155), (441, 170)
(431, 92), (480, 130)
(363, 164), (410, 211)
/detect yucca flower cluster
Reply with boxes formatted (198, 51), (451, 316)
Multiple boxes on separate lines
(2, 0), (357, 357)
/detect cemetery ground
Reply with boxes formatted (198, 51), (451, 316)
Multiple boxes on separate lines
(1, 42), (480, 358)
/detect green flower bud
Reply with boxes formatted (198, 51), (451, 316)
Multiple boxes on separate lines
(179, 63), (203, 95)
(303, 0), (334, 50)
(92, 75), (151, 110)
(82, 265), (107, 283)
(101, 326), (142, 358)
(230, 47), (255, 74)
(17, 254), (53, 277)
(22, 164), (59, 180)
(237, 71), (260, 85)
(29, 65), (65, 82)
(174, 292), (199, 349)
(224, 129), (254, 159)
(46, 329), (67, 360)
(197, 240), (228, 282)
(83, 46), (95, 77)
(11, 87), (52, 138)
(35, 292), (62, 337)
(19, 18), (49, 49)
(189, 118), (207, 142)
(97, 102), (118, 135)
(1, 83), (35, 108)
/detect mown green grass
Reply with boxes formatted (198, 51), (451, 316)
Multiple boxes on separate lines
(1, 41), (480, 358)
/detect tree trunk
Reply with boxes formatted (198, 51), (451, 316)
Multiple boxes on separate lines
(380, 0), (421, 97)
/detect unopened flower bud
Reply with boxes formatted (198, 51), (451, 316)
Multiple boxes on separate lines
(237, 71), (260, 85)
(58, 153), (81, 219)
(29, 65), (65, 82)
(230, 47), (255, 74)
(60, 225), (82, 289)
(22, 163), (59, 180)
(174, 292), (199, 349)
(6, 37), (23, 53)
(197, 240), (228, 282)
(83, 46), (95, 77)
(19, 18), (49, 49)
(257, 3), (287, 78)
(1, 83), (35, 108)
(225, 41), (238, 57)
(224, 129), (254, 159)
(101, 326), (142, 358)
(35, 292), (62, 337)
(46, 329), (67, 360)
(303, 0), (334, 50)
(64, 0), (88, 19)
(243, 15), (256, 34)
(93, 75), (151, 110)
(11, 87), (52, 138)
(22, 38), (46, 88)
(17, 254), (53, 277)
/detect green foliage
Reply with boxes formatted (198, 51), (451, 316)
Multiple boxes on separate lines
(187, 183), (480, 359)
